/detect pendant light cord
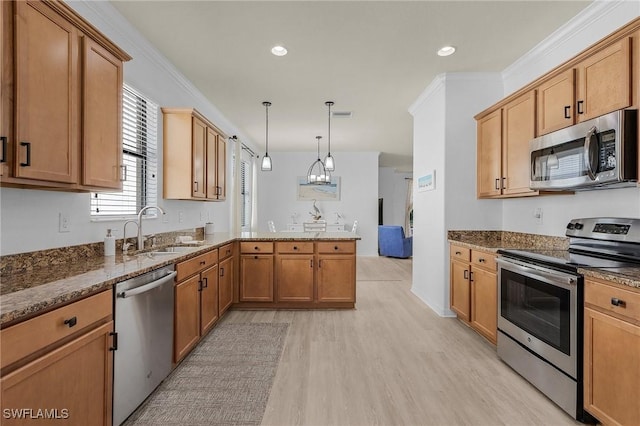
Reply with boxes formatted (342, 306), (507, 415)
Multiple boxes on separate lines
(263, 101), (271, 155)
(326, 101), (334, 155)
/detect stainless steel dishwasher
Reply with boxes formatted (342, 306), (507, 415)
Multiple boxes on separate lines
(113, 264), (176, 426)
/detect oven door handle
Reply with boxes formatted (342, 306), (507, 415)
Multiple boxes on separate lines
(496, 257), (578, 287)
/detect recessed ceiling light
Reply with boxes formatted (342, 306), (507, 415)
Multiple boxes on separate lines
(271, 45), (288, 56)
(437, 46), (456, 57)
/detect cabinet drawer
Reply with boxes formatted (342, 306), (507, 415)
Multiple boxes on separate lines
(176, 249), (218, 281)
(240, 242), (274, 254)
(585, 279), (640, 322)
(219, 242), (234, 260)
(0, 290), (112, 369)
(277, 241), (314, 254)
(471, 250), (497, 271)
(317, 241), (355, 254)
(450, 245), (470, 262)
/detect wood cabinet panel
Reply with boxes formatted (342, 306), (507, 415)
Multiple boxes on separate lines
(176, 249), (218, 282)
(471, 250), (497, 271)
(240, 242), (274, 254)
(276, 241), (314, 254)
(216, 135), (226, 200)
(218, 256), (234, 315)
(174, 275), (200, 363)
(276, 255), (314, 302)
(192, 117), (207, 198)
(502, 91), (536, 196)
(450, 259), (470, 322)
(317, 241), (355, 254)
(0, 1), (11, 178)
(200, 265), (219, 335)
(205, 127), (218, 199)
(317, 255), (355, 303)
(470, 268), (497, 344)
(477, 109), (502, 197)
(1, 321), (113, 426)
(585, 279), (640, 321)
(82, 37), (123, 189)
(449, 245), (470, 262)
(219, 242), (234, 260)
(536, 69), (575, 135)
(14, 0), (79, 183)
(240, 255), (274, 302)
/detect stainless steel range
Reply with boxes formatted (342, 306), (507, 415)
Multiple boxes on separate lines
(497, 217), (640, 423)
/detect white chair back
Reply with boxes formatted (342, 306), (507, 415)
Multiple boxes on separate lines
(303, 221), (327, 232)
(268, 220), (276, 232)
(351, 220), (358, 233)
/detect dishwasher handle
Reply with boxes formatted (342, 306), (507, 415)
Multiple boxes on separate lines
(118, 271), (177, 299)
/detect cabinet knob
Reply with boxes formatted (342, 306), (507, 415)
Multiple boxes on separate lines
(479, 258), (486, 263)
(455, 251), (461, 255)
(611, 298), (626, 308)
(200, 260), (206, 265)
(64, 316), (77, 328)
(254, 255), (258, 259)
(254, 246), (259, 250)
(334, 246), (339, 250)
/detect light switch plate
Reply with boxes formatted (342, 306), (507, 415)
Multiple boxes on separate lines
(59, 212), (70, 233)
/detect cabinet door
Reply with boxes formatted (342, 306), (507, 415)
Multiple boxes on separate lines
(82, 37), (123, 189)
(218, 256), (234, 315)
(174, 275), (201, 362)
(191, 117), (207, 198)
(536, 69), (575, 135)
(240, 255), (274, 302)
(1, 322), (113, 426)
(200, 265), (219, 335)
(317, 255), (355, 303)
(577, 37), (631, 122)
(276, 255), (314, 302)
(205, 127), (218, 199)
(584, 307), (640, 426)
(502, 91), (536, 196)
(470, 267), (497, 344)
(476, 109), (502, 198)
(14, 1), (79, 183)
(216, 136), (226, 200)
(450, 260), (471, 322)
(0, 1), (11, 178)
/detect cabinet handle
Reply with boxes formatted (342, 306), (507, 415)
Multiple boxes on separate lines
(310, 259), (313, 268)
(203, 277), (208, 289)
(226, 250), (231, 255)
(455, 251), (461, 255)
(198, 279), (203, 291)
(20, 142), (31, 167)
(495, 178), (500, 190)
(63, 316), (77, 328)
(194, 181), (198, 192)
(479, 258), (486, 263)
(220, 267), (224, 277)
(463, 270), (469, 279)
(216, 186), (222, 195)
(319, 259), (322, 268)
(0, 136), (6, 163)
(200, 260), (206, 265)
(109, 332), (118, 351)
(469, 271), (474, 282)
(293, 246), (298, 250)
(577, 100), (584, 115)
(501, 177), (506, 190)
(611, 298), (626, 308)
(254, 255), (258, 259)
(120, 165), (127, 181)
(564, 105), (571, 119)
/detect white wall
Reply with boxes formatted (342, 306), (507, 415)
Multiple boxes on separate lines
(257, 152), (380, 256)
(0, 1), (258, 255)
(378, 167), (412, 227)
(409, 74), (503, 316)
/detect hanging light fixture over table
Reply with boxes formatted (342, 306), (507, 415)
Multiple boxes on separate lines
(324, 101), (335, 171)
(261, 101), (272, 171)
(307, 136), (331, 184)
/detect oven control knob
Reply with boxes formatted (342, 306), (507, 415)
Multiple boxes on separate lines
(527, 337), (532, 343)
(574, 223), (584, 230)
(566, 223), (575, 230)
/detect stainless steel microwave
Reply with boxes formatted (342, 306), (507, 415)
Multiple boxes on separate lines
(530, 109), (637, 190)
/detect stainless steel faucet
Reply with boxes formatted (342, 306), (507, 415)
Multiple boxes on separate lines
(137, 206), (166, 251)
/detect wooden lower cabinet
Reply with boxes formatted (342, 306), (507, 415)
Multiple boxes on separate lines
(584, 278), (640, 426)
(218, 256), (234, 315)
(450, 259), (471, 322)
(174, 275), (201, 363)
(276, 255), (314, 302)
(470, 267), (497, 344)
(199, 265), (219, 336)
(317, 255), (356, 303)
(240, 255), (274, 302)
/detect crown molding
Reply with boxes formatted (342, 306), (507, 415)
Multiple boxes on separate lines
(408, 74), (446, 116)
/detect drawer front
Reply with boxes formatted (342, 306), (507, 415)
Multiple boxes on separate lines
(317, 241), (355, 254)
(1, 290), (112, 369)
(450, 245), (471, 262)
(240, 242), (274, 254)
(471, 250), (497, 271)
(176, 249), (218, 281)
(276, 241), (314, 254)
(585, 279), (640, 322)
(219, 242), (234, 260)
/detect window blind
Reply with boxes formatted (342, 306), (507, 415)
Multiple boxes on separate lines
(91, 85), (158, 218)
(240, 159), (251, 228)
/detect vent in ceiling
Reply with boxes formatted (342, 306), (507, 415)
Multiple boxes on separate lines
(332, 111), (352, 118)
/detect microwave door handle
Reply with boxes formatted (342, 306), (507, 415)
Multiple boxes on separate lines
(584, 126), (597, 180)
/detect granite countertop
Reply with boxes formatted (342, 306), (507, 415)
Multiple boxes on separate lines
(0, 232), (360, 326)
(448, 230), (640, 290)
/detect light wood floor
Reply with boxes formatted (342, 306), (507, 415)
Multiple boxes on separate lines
(223, 256), (580, 426)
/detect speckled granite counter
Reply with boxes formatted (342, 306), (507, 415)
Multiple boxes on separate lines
(448, 230), (640, 290)
(0, 231), (360, 326)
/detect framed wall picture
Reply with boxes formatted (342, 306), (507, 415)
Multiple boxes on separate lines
(297, 176), (341, 201)
(417, 171), (435, 192)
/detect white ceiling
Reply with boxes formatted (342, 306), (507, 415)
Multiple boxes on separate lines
(111, 1), (591, 172)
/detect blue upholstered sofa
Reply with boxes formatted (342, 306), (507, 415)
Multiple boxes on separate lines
(378, 225), (412, 258)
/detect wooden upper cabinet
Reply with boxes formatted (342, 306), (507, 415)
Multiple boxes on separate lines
(502, 91), (536, 196)
(162, 108), (227, 201)
(0, 1), (11, 178)
(536, 69), (575, 135)
(477, 109), (502, 198)
(14, 0), (79, 184)
(216, 135), (226, 200)
(82, 37), (123, 189)
(576, 37), (631, 122)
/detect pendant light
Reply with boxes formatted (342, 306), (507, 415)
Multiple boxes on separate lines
(261, 101), (272, 171)
(307, 136), (331, 184)
(324, 101), (335, 171)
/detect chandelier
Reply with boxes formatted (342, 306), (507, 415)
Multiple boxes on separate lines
(306, 136), (331, 184)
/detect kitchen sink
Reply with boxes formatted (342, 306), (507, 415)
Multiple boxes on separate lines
(139, 246), (198, 256)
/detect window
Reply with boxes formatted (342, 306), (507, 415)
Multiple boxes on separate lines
(91, 85), (158, 219)
(239, 147), (254, 231)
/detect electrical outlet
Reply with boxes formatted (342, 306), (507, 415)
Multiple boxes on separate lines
(534, 208), (543, 225)
(162, 212), (169, 223)
(58, 212), (70, 233)
(178, 211), (184, 223)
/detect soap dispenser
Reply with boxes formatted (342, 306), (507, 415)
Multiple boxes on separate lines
(104, 229), (116, 256)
